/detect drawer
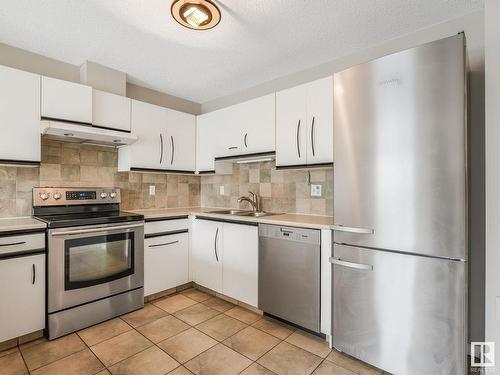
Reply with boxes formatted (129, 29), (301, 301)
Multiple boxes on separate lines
(145, 218), (189, 236)
(0, 233), (45, 258)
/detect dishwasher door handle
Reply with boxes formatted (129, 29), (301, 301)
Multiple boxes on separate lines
(329, 257), (373, 271)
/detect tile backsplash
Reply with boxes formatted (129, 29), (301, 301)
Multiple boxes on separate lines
(0, 139), (201, 218)
(201, 162), (333, 216)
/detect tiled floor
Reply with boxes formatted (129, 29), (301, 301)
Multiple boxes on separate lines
(0, 288), (384, 375)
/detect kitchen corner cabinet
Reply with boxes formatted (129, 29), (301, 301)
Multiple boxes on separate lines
(0, 65), (41, 164)
(0, 254), (45, 342)
(92, 89), (131, 132)
(41, 76), (92, 124)
(276, 76), (333, 167)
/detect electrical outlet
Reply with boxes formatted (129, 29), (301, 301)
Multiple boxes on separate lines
(311, 184), (322, 197)
(219, 185), (225, 195)
(149, 185), (156, 196)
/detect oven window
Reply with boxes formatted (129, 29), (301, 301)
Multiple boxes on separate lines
(64, 232), (135, 290)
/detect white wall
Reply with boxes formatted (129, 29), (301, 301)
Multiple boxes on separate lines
(485, 0), (500, 371)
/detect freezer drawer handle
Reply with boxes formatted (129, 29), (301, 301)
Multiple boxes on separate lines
(329, 257), (373, 271)
(331, 224), (374, 234)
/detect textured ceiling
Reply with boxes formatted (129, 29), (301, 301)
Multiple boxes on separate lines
(0, 0), (483, 103)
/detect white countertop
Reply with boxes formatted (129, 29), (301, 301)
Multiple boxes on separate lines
(0, 217), (46, 234)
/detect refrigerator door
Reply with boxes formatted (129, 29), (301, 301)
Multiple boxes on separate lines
(333, 34), (466, 259)
(332, 244), (466, 375)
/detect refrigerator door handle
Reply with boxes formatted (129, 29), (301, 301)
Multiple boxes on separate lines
(331, 224), (374, 234)
(329, 257), (373, 271)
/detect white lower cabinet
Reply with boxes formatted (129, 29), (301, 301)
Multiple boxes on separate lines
(144, 232), (189, 296)
(0, 254), (45, 342)
(222, 222), (258, 307)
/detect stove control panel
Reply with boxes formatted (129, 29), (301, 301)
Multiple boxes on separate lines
(33, 188), (121, 206)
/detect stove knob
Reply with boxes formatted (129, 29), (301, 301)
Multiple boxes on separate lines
(109, 192), (117, 199)
(100, 192), (108, 199)
(53, 192), (62, 200)
(40, 193), (50, 201)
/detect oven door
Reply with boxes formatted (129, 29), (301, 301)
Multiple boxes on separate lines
(48, 222), (144, 313)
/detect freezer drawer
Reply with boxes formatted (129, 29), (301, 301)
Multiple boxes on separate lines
(332, 244), (466, 375)
(259, 224), (321, 332)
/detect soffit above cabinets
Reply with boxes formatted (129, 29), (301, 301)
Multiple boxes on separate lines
(0, 0), (483, 103)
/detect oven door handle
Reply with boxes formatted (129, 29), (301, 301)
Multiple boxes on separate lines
(51, 222), (144, 236)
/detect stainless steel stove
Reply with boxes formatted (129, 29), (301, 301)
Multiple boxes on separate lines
(33, 187), (145, 340)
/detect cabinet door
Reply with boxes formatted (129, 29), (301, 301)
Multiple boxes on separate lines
(128, 100), (168, 170)
(0, 254), (45, 342)
(144, 232), (189, 296)
(0, 65), (41, 163)
(166, 109), (196, 172)
(92, 89), (131, 132)
(306, 77), (333, 165)
(276, 84), (307, 167)
(222, 223), (258, 307)
(214, 106), (242, 157)
(196, 112), (219, 172)
(191, 219), (222, 292)
(236, 94), (276, 155)
(41, 76), (92, 123)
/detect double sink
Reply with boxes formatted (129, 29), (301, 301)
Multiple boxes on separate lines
(208, 209), (278, 218)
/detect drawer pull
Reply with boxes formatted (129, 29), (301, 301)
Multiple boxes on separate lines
(149, 240), (179, 248)
(0, 241), (26, 247)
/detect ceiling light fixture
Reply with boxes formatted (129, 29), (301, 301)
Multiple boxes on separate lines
(171, 0), (221, 30)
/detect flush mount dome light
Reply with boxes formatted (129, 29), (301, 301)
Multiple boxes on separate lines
(171, 0), (221, 30)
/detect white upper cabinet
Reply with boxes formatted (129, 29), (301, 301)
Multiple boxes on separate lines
(41, 76), (92, 124)
(119, 100), (167, 171)
(92, 89), (131, 132)
(166, 109), (196, 172)
(0, 65), (41, 164)
(196, 111), (220, 172)
(276, 76), (333, 167)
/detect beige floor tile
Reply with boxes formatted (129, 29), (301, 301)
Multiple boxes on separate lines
(168, 366), (193, 374)
(181, 288), (212, 302)
(326, 350), (382, 375)
(108, 346), (179, 375)
(0, 346), (19, 359)
(20, 333), (86, 371)
(184, 344), (252, 375)
(90, 330), (153, 367)
(312, 360), (357, 375)
(258, 341), (323, 375)
(252, 317), (295, 340)
(96, 371), (112, 375)
(223, 326), (280, 361)
(78, 318), (132, 346)
(225, 306), (261, 324)
(154, 294), (197, 314)
(121, 304), (168, 328)
(241, 363), (277, 375)
(196, 314), (248, 341)
(286, 331), (331, 358)
(30, 349), (104, 375)
(136, 315), (190, 344)
(158, 328), (217, 363)
(174, 303), (220, 326)
(0, 350), (28, 375)
(202, 297), (235, 312)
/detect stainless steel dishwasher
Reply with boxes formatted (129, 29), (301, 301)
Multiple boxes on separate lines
(258, 224), (321, 333)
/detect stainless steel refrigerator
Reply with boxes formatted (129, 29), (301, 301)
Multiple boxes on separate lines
(331, 34), (468, 375)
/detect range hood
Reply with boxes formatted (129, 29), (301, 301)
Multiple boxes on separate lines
(40, 120), (137, 147)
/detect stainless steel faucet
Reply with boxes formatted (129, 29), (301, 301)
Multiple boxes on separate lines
(237, 191), (261, 212)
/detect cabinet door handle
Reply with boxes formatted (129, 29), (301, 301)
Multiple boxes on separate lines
(149, 240), (179, 248)
(32, 264), (36, 285)
(311, 116), (316, 157)
(0, 241), (26, 247)
(170, 135), (175, 165)
(228, 146), (238, 150)
(244, 133), (248, 148)
(214, 227), (219, 262)
(160, 133), (164, 164)
(296, 120), (301, 158)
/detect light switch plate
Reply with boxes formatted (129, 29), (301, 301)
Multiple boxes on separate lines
(219, 185), (225, 195)
(311, 184), (322, 197)
(149, 185), (155, 196)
